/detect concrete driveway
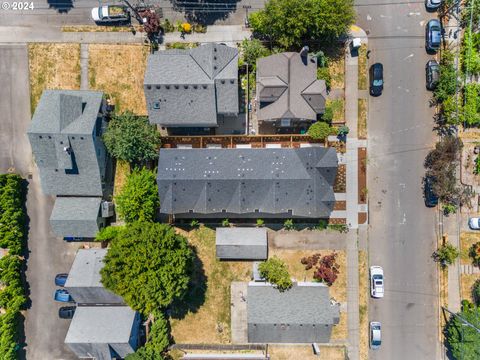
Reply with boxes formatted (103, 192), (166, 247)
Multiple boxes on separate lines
(0, 44), (77, 360)
(355, 1), (440, 359)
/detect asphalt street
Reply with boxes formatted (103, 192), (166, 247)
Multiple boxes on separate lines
(355, 1), (440, 359)
(0, 44), (77, 359)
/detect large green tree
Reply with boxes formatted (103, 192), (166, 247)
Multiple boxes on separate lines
(101, 222), (194, 315)
(115, 168), (159, 223)
(103, 111), (161, 164)
(249, 0), (355, 49)
(258, 256), (292, 291)
(239, 39), (271, 69)
(445, 306), (480, 360)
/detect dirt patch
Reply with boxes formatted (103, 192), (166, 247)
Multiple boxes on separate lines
(358, 148), (367, 204)
(460, 273), (479, 304)
(88, 44), (149, 115)
(170, 227), (251, 344)
(358, 99), (367, 139)
(460, 232), (480, 264)
(113, 160), (130, 198)
(269, 345), (346, 360)
(334, 165), (347, 193)
(327, 99), (345, 124)
(329, 56), (345, 89)
(334, 201), (347, 211)
(358, 250), (368, 360)
(358, 213), (368, 225)
(358, 44), (368, 90)
(28, 43), (81, 112)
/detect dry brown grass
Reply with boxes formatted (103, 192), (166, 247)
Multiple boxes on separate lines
(269, 345), (346, 360)
(28, 43), (81, 112)
(460, 232), (480, 264)
(62, 25), (142, 32)
(358, 99), (367, 139)
(358, 44), (368, 90)
(113, 160), (131, 197)
(329, 56), (345, 89)
(268, 249), (347, 303)
(358, 250), (368, 360)
(88, 44), (149, 115)
(460, 274), (479, 303)
(331, 311), (348, 341)
(170, 227), (251, 344)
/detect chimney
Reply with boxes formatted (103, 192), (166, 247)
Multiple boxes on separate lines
(300, 46), (309, 65)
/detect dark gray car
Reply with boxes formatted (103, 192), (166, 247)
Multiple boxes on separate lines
(426, 19), (442, 53)
(426, 60), (440, 90)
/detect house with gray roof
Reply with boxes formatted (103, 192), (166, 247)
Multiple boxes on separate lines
(216, 228), (267, 260)
(27, 90), (107, 197)
(256, 48), (327, 131)
(65, 306), (140, 360)
(144, 43), (239, 131)
(247, 282), (340, 343)
(157, 147), (337, 219)
(64, 248), (124, 305)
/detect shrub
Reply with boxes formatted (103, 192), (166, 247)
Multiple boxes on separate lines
(301, 253), (322, 270)
(162, 19), (175, 33)
(328, 224), (349, 233)
(469, 242), (480, 267)
(317, 67), (331, 91)
(474, 156), (480, 175)
(283, 219), (295, 231)
(256, 218), (265, 227)
(190, 220), (200, 228)
(95, 226), (124, 243)
(472, 279), (480, 306)
(338, 125), (350, 136)
(307, 121), (331, 140)
(322, 106), (334, 123)
(314, 252), (340, 286)
(433, 243), (459, 267)
(443, 203), (457, 216)
(221, 218), (230, 227)
(127, 311), (170, 360)
(239, 39), (270, 70)
(258, 257), (292, 291)
(315, 219), (328, 230)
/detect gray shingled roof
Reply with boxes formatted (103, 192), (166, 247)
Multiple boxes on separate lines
(157, 147), (337, 218)
(247, 282), (339, 325)
(144, 43), (239, 127)
(256, 52), (327, 122)
(50, 197), (103, 238)
(27, 90), (107, 197)
(216, 228), (268, 260)
(64, 306), (138, 344)
(64, 249), (107, 288)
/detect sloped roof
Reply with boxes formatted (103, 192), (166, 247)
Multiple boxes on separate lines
(256, 52), (327, 122)
(247, 282), (340, 325)
(157, 147), (338, 218)
(64, 248), (107, 288)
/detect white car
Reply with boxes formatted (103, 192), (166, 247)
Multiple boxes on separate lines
(370, 266), (384, 298)
(370, 321), (382, 349)
(426, 0), (442, 11)
(469, 217), (480, 230)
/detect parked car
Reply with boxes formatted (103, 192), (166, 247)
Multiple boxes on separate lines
(54, 289), (73, 303)
(54, 273), (68, 287)
(370, 266), (384, 298)
(426, 0), (442, 11)
(424, 176), (439, 207)
(370, 321), (382, 349)
(469, 217), (480, 230)
(91, 5), (130, 24)
(425, 19), (442, 53)
(426, 60), (440, 90)
(59, 306), (76, 319)
(369, 63), (384, 96)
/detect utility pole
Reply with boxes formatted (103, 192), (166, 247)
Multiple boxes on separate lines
(243, 5), (252, 27)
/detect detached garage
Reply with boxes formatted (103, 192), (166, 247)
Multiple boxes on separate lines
(216, 228), (268, 260)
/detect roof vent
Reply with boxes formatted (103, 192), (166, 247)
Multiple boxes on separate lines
(166, 85), (170, 89)
(146, 85), (152, 90)
(174, 85), (179, 89)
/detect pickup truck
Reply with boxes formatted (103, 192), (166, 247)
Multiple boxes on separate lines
(91, 5), (130, 24)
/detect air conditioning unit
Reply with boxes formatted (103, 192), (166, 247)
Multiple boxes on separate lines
(101, 201), (114, 218)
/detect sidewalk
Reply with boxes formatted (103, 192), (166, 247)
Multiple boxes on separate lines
(445, 212), (461, 313)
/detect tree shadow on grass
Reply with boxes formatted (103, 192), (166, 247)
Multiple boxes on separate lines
(169, 244), (207, 320)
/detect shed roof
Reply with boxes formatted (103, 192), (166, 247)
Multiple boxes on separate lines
(50, 197), (102, 222)
(64, 249), (107, 288)
(64, 306), (137, 344)
(247, 282), (339, 325)
(216, 228), (267, 246)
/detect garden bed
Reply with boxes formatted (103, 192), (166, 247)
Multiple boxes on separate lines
(358, 99), (367, 139)
(358, 148), (367, 204)
(358, 44), (368, 90)
(334, 164), (347, 193)
(460, 232), (480, 265)
(329, 56), (345, 89)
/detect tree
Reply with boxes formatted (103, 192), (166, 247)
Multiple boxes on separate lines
(240, 39), (270, 69)
(258, 257), (292, 291)
(445, 306), (480, 360)
(433, 243), (459, 267)
(115, 168), (159, 223)
(470, 242), (480, 267)
(308, 121), (331, 140)
(103, 111), (161, 164)
(473, 279), (480, 306)
(249, 0), (355, 49)
(101, 222), (194, 315)
(434, 51), (457, 103)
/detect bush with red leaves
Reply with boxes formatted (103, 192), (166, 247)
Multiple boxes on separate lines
(301, 252), (339, 286)
(301, 253), (321, 270)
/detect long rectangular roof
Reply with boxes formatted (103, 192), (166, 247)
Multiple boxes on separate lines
(157, 147), (337, 217)
(64, 249), (107, 288)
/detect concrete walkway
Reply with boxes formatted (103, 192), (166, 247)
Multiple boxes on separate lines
(80, 44), (89, 90)
(445, 212), (461, 312)
(231, 282), (248, 344)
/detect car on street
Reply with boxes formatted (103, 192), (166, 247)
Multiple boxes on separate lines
(369, 63), (384, 96)
(54, 273), (68, 287)
(424, 176), (439, 207)
(370, 321), (382, 349)
(58, 306), (76, 319)
(426, 0), (442, 11)
(370, 266), (384, 298)
(425, 19), (442, 53)
(54, 289), (73, 303)
(91, 5), (130, 24)
(469, 217), (480, 230)
(426, 60), (440, 90)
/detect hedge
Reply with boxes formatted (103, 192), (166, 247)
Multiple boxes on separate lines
(0, 174), (28, 359)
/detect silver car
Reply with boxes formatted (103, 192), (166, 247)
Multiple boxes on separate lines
(426, 0), (442, 11)
(370, 321), (382, 349)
